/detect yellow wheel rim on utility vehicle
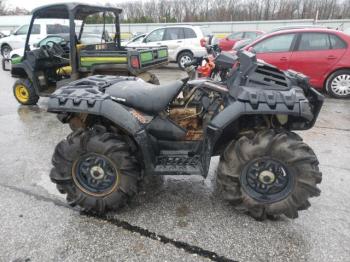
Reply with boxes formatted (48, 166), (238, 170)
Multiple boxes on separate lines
(15, 84), (29, 103)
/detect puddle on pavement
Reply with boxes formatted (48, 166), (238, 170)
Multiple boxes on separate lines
(17, 105), (47, 123)
(177, 220), (189, 228)
(176, 204), (190, 217)
(37, 172), (65, 199)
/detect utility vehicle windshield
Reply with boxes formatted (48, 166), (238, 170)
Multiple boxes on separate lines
(78, 11), (116, 45)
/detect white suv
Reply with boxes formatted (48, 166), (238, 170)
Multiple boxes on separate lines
(0, 21), (69, 57)
(127, 25), (207, 69)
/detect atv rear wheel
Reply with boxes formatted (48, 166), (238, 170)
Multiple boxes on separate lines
(50, 126), (141, 214)
(217, 129), (322, 220)
(13, 79), (39, 105)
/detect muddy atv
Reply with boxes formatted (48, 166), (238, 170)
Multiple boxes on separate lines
(48, 51), (323, 220)
(10, 3), (168, 105)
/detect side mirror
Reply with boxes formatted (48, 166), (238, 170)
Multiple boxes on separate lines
(33, 42), (39, 48)
(247, 46), (256, 54)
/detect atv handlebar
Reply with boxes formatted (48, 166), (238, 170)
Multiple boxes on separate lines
(184, 44), (221, 69)
(184, 57), (202, 68)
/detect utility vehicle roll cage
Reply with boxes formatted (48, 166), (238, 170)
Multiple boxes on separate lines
(25, 3), (122, 76)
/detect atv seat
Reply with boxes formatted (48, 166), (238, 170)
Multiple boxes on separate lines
(106, 79), (184, 113)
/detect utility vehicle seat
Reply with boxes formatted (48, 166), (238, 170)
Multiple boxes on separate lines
(106, 79), (184, 114)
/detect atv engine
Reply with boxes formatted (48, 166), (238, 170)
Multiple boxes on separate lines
(169, 81), (225, 140)
(169, 107), (203, 140)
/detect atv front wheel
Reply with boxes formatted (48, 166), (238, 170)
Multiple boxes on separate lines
(50, 126), (141, 214)
(217, 129), (322, 220)
(13, 79), (39, 105)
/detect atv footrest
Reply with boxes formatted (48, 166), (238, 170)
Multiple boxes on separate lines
(154, 151), (203, 176)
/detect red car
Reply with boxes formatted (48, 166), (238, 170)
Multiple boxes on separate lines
(244, 28), (350, 98)
(219, 30), (264, 51)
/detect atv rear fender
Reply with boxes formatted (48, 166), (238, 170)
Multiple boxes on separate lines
(47, 78), (156, 174)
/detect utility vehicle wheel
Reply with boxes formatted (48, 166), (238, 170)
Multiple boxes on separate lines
(50, 126), (141, 214)
(217, 129), (322, 220)
(178, 51), (193, 70)
(326, 69), (350, 98)
(1, 44), (12, 58)
(147, 73), (160, 85)
(13, 79), (39, 105)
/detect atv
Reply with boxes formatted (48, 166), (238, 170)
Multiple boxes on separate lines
(10, 3), (168, 105)
(48, 51), (324, 220)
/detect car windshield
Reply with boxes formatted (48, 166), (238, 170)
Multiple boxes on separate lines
(235, 39), (253, 50)
(234, 34), (263, 50)
(129, 34), (145, 43)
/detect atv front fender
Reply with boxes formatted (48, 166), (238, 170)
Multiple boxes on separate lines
(210, 86), (323, 131)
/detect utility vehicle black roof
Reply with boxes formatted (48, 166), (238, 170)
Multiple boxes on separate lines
(32, 2), (122, 19)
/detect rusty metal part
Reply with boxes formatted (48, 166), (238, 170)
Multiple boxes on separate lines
(184, 130), (203, 140)
(169, 108), (198, 128)
(169, 107), (204, 140)
(69, 113), (88, 130)
(130, 109), (148, 124)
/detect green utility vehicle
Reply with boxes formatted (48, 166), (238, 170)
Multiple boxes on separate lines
(10, 3), (168, 105)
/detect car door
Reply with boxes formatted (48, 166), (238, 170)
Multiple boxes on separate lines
(9, 25), (30, 49)
(251, 33), (296, 70)
(30, 24), (43, 44)
(162, 28), (185, 60)
(289, 32), (347, 88)
(184, 27), (198, 47)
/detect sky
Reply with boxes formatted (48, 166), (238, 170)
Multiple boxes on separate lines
(5, 0), (128, 11)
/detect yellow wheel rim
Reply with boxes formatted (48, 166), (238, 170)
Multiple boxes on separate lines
(15, 84), (29, 103)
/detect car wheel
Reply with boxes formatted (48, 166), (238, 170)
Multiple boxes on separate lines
(177, 51), (193, 70)
(326, 69), (350, 99)
(1, 44), (12, 58)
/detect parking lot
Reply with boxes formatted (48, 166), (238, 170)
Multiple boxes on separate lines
(0, 65), (349, 262)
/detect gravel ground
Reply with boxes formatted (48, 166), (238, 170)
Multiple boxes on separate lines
(0, 65), (349, 262)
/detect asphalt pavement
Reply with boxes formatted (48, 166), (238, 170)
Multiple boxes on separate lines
(0, 65), (349, 262)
